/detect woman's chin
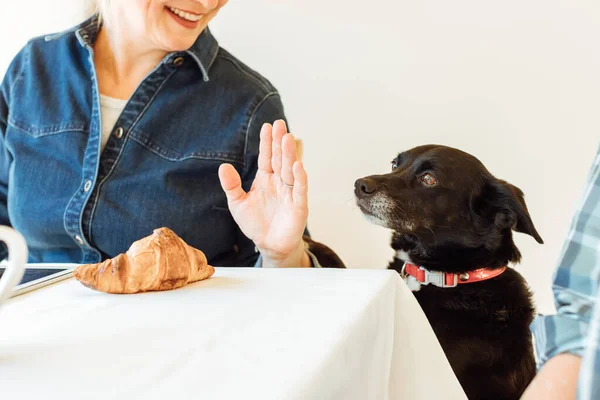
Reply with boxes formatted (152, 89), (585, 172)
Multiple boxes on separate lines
(153, 23), (205, 52)
(158, 36), (198, 53)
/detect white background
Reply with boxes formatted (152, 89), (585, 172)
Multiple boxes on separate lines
(1, 1), (599, 313)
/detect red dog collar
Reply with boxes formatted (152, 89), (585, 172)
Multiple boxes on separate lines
(403, 263), (507, 288)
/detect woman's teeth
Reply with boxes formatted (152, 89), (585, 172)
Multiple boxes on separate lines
(168, 6), (202, 22)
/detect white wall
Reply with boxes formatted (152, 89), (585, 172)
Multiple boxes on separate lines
(0, 2), (96, 73)
(1, 1), (599, 314)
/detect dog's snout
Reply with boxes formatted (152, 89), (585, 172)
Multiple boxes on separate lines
(354, 178), (378, 197)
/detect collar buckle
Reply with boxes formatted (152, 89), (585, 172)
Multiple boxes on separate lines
(422, 267), (458, 288)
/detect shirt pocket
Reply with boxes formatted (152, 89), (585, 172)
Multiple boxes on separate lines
(128, 123), (247, 166)
(7, 73), (90, 139)
(8, 118), (87, 138)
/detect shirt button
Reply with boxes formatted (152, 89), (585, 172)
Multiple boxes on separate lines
(114, 127), (124, 139)
(173, 56), (184, 66)
(83, 180), (92, 192)
(75, 235), (84, 245)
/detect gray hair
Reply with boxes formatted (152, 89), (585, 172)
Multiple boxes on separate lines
(96, 0), (110, 24)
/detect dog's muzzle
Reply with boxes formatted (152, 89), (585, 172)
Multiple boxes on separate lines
(354, 178), (378, 199)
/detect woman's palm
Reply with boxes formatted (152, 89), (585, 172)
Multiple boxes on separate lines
(218, 121), (308, 260)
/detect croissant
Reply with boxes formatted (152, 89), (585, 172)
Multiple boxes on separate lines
(74, 227), (214, 294)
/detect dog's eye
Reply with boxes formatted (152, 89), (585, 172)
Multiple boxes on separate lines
(391, 161), (399, 171)
(420, 173), (437, 186)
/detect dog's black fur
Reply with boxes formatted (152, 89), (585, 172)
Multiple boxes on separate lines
(303, 235), (346, 268)
(355, 144), (542, 400)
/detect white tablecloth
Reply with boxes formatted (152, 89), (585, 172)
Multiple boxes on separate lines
(0, 268), (466, 400)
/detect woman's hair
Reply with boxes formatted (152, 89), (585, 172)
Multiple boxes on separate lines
(96, 0), (110, 24)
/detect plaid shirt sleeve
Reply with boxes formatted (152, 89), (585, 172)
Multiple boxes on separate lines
(530, 144), (600, 400)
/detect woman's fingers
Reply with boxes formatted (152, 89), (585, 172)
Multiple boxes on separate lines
(281, 133), (297, 188)
(258, 123), (273, 173)
(218, 163), (246, 203)
(271, 120), (286, 176)
(292, 161), (308, 208)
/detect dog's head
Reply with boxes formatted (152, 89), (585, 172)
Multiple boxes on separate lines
(355, 145), (543, 271)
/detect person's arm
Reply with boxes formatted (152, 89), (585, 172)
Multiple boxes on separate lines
(229, 92), (344, 268)
(227, 92), (309, 268)
(521, 353), (581, 400)
(523, 146), (600, 399)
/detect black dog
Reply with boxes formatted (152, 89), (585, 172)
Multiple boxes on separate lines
(355, 144), (543, 400)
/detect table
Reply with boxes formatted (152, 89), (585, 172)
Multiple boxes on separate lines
(0, 267), (466, 399)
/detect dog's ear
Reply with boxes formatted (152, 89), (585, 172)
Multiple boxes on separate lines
(471, 179), (544, 244)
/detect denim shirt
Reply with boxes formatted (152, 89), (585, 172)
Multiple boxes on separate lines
(0, 15), (305, 267)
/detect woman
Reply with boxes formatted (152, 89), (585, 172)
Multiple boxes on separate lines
(0, 0), (341, 268)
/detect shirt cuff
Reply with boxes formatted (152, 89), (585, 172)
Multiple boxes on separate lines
(531, 313), (588, 369)
(253, 252), (262, 268)
(253, 241), (322, 268)
(530, 286), (595, 369)
(305, 247), (322, 268)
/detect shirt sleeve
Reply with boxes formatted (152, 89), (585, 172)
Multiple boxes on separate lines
(530, 144), (600, 369)
(0, 95), (10, 261)
(0, 46), (26, 261)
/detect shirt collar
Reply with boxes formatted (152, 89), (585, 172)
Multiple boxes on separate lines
(71, 13), (219, 82)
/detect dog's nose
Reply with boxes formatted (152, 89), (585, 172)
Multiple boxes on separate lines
(354, 178), (377, 197)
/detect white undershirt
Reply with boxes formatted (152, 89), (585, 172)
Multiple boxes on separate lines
(99, 94), (128, 151)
